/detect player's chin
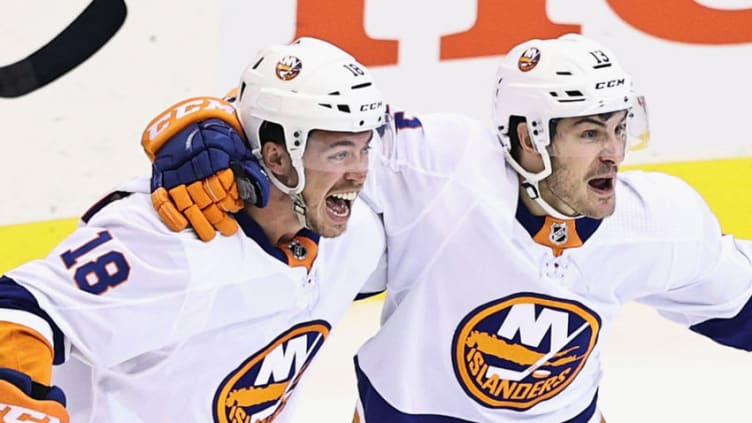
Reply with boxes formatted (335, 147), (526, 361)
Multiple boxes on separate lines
(315, 221), (349, 238)
(311, 211), (350, 238)
(584, 197), (616, 219)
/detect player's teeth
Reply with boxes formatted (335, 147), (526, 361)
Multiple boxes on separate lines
(331, 192), (357, 201)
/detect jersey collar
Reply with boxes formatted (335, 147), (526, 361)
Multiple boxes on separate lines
(234, 211), (320, 271)
(515, 200), (602, 256)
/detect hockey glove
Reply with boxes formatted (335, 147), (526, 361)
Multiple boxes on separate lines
(142, 97), (270, 242)
(0, 367), (68, 423)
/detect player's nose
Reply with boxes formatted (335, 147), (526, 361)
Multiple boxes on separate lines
(344, 168), (368, 184)
(600, 134), (625, 164)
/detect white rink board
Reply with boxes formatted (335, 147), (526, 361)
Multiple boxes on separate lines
(2, 0), (752, 225)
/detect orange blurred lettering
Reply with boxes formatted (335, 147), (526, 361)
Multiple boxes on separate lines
(293, 0), (399, 66)
(607, 0), (752, 44)
(292, 0), (750, 67)
(440, 0), (580, 60)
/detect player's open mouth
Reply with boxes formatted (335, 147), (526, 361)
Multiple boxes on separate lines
(587, 177), (614, 194)
(325, 191), (357, 221)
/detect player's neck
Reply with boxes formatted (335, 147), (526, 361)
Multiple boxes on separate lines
(518, 181), (577, 218)
(518, 186), (547, 216)
(246, 189), (302, 244)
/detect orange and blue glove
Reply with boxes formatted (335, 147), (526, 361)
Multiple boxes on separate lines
(142, 97), (270, 242)
(0, 367), (68, 423)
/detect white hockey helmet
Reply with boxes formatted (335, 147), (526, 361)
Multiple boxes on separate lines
(235, 37), (387, 197)
(492, 34), (649, 218)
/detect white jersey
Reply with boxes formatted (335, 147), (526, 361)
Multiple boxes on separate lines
(356, 112), (752, 422)
(1, 179), (385, 423)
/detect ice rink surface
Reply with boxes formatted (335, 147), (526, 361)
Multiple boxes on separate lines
(293, 298), (752, 422)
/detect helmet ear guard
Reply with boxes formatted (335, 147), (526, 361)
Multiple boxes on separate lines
(492, 34), (650, 219)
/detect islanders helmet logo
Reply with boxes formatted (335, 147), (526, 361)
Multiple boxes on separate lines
(518, 47), (541, 72)
(213, 321), (330, 423)
(275, 55), (302, 80)
(452, 293), (600, 410)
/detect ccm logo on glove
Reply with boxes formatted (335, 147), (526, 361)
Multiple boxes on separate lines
(142, 97), (244, 161)
(0, 402), (63, 423)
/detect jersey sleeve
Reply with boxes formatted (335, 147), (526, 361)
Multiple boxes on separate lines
(362, 110), (489, 227)
(1, 192), (196, 367)
(355, 249), (387, 300)
(682, 235), (752, 350)
(633, 174), (752, 350)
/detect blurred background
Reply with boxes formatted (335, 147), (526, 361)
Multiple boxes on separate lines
(1, 1), (751, 421)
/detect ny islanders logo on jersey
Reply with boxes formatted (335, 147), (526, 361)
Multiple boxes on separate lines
(213, 321), (330, 423)
(452, 293), (600, 410)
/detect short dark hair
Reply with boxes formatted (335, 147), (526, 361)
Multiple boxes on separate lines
(507, 115), (526, 160)
(258, 121), (285, 146)
(549, 111), (623, 139)
(509, 111), (623, 159)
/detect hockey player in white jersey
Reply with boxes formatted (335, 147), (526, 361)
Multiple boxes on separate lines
(137, 35), (752, 422)
(0, 38), (390, 422)
(350, 35), (752, 423)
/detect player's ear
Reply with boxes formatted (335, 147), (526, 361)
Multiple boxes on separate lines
(261, 142), (295, 183)
(517, 122), (537, 154)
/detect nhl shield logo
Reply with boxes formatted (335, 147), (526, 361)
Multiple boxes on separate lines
(548, 222), (568, 245)
(287, 239), (308, 260)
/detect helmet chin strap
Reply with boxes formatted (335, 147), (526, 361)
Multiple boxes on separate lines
(521, 179), (582, 220)
(502, 147), (582, 221)
(261, 159), (313, 229)
(291, 192), (311, 228)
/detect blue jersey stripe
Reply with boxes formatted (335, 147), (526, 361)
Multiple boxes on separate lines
(690, 294), (752, 351)
(354, 356), (598, 422)
(354, 291), (385, 301)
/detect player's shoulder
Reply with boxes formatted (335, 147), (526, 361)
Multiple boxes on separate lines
(82, 181), (250, 269)
(614, 170), (716, 240)
(84, 188), (177, 237)
(416, 112), (494, 149)
(619, 170), (705, 207)
(387, 111), (494, 171)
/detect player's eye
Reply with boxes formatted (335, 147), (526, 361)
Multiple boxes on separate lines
(330, 150), (351, 161)
(580, 129), (600, 141)
(615, 123), (627, 137)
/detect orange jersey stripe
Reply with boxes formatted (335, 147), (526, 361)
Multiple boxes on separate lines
(532, 216), (584, 257)
(278, 236), (319, 272)
(0, 321), (54, 385)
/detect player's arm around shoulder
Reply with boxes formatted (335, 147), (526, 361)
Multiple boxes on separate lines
(379, 110), (486, 175)
(142, 95), (269, 243)
(364, 111), (491, 223)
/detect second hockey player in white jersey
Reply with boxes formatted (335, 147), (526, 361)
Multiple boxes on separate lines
(135, 35), (752, 422)
(352, 35), (752, 422)
(0, 38), (389, 422)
